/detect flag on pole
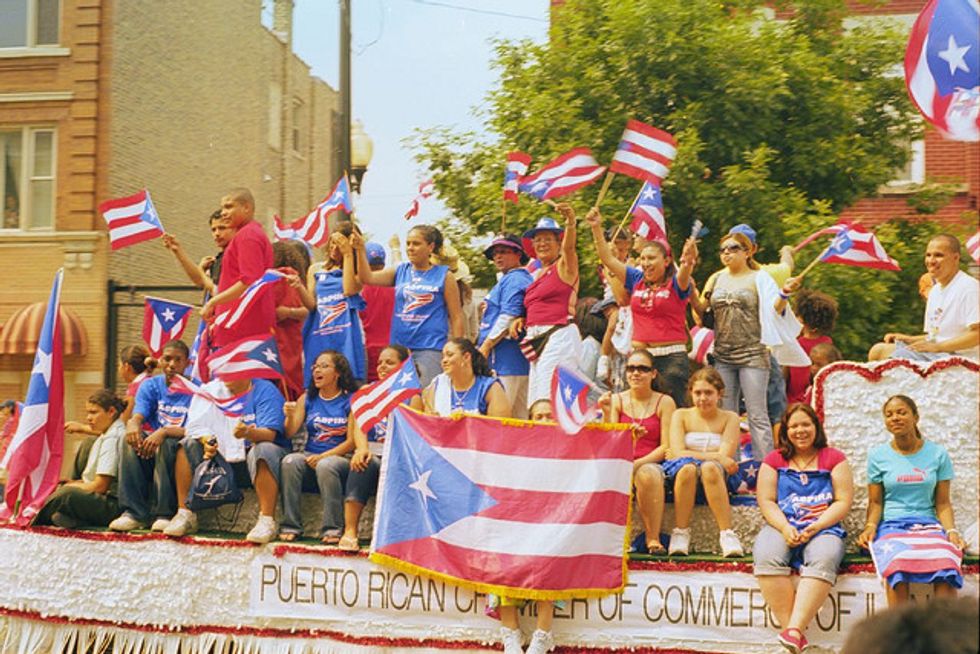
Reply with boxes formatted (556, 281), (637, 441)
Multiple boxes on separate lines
(967, 230), (980, 264)
(904, 0), (979, 142)
(0, 269), (65, 526)
(403, 179), (435, 221)
(370, 407), (633, 600)
(169, 376), (247, 418)
(629, 182), (668, 241)
(207, 335), (284, 382)
(518, 148), (606, 201)
(351, 356), (422, 434)
(551, 364), (603, 435)
(274, 175), (353, 247)
(185, 313), (207, 382)
(811, 222), (900, 271)
(99, 190), (165, 251)
(502, 151), (532, 203)
(142, 297), (193, 357)
(213, 269), (286, 330)
(609, 119), (677, 184)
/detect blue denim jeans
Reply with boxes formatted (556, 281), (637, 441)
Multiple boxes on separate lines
(766, 353), (787, 425)
(714, 361), (773, 460)
(280, 452), (350, 537)
(116, 433), (181, 523)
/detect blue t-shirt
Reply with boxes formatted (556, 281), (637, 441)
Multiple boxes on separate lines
(302, 268), (367, 384)
(239, 379), (288, 450)
(478, 268), (532, 376)
(868, 440), (954, 522)
(133, 375), (191, 431)
(391, 263), (449, 351)
(304, 391), (351, 455)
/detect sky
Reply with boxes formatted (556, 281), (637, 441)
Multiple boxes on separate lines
(289, 0), (550, 244)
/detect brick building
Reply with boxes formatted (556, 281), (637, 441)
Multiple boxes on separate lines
(0, 0), (339, 417)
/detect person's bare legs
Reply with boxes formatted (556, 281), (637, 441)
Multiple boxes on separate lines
(174, 448), (191, 509)
(700, 463), (733, 531)
(672, 464), (698, 528)
(635, 463), (665, 549)
(756, 576), (794, 628)
(868, 342), (896, 361)
(342, 500), (363, 540)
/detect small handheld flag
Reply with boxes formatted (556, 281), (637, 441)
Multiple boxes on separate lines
(99, 190), (165, 251)
(609, 119), (677, 184)
(274, 175), (353, 247)
(404, 179), (435, 221)
(142, 297), (193, 357)
(207, 335), (284, 382)
(502, 152), (532, 203)
(550, 364), (603, 435)
(807, 222), (900, 273)
(213, 269), (286, 330)
(519, 148), (605, 201)
(629, 182), (667, 242)
(351, 357), (422, 434)
(169, 376), (247, 418)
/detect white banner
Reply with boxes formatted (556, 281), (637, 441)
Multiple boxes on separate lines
(249, 552), (979, 652)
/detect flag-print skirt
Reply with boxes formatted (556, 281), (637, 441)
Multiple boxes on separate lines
(870, 517), (963, 589)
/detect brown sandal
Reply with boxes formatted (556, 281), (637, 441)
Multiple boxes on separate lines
(647, 541), (667, 555)
(338, 534), (360, 551)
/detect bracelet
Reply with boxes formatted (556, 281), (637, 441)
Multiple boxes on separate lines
(778, 291), (789, 300)
(864, 522), (878, 530)
(947, 528), (961, 536)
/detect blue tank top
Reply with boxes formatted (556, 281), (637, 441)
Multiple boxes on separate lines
(304, 391), (351, 455)
(302, 268), (367, 384)
(391, 263), (449, 351)
(776, 468), (845, 539)
(435, 374), (501, 416)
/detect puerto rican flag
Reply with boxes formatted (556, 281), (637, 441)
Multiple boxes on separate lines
(629, 182), (668, 242)
(813, 222), (900, 271)
(609, 119), (677, 184)
(214, 269), (286, 330)
(871, 523), (963, 583)
(207, 335), (284, 382)
(185, 310), (208, 382)
(142, 296), (193, 357)
(967, 230), (980, 264)
(689, 325), (715, 365)
(0, 269), (65, 526)
(551, 364), (603, 435)
(169, 376), (246, 418)
(351, 356), (422, 434)
(905, 0), (979, 142)
(518, 147), (606, 201)
(404, 179), (435, 221)
(371, 408), (633, 599)
(502, 151), (532, 203)
(99, 189), (165, 251)
(274, 175), (353, 247)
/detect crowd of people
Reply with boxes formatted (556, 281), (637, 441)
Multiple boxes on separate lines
(6, 187), (977, 654)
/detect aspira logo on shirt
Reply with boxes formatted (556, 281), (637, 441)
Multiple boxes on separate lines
(158, 403), (189, 426)
(400, 288), (436, 319)
(312, 416), (347, 443)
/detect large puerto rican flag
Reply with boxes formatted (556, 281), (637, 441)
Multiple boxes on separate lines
(273, 175), (353, 247)
(905, 0), (979, 142)
(371, 408), (633, 600)
(207, 335), (284, 382)
(502, 151), (532, 203)
(518, 147), (605, 201)
(0, 269), (65, 526)
(99, 189), (165, 250)
(609, 119), (677, 184)
(871, 521), (963, 584)
(629, 181), (668, 242)
(142, 296), (193, 357)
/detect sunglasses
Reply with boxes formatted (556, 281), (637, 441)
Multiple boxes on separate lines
(720, 244), (744, 253)
(625, 365), (654, 374)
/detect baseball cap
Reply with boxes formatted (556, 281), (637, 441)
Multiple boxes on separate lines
(727, 223), (757, 245)
(365, 242), (386, 266)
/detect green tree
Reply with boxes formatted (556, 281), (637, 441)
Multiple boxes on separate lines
(411, 0), (951, 358)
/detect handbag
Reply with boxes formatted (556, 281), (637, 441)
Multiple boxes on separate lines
(186, 452), (243, 512)
(518, 324), (563, 362)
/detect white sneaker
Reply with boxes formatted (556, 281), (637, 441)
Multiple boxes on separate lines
(163, 509), (198, 537)
(108, 513), (146, 532)
(246, 515), (278, 544)
(719, 529), (744, 557)
(525, 629), (555, 654)
(500, 626), (524, 654)
(668, 527), (690, 555)
(150, 517), (170, 532)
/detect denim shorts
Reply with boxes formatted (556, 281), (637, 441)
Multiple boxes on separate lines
(752, 524), (845, 583)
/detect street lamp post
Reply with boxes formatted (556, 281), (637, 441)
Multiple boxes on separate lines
(339, 0), (352, 181)
(350, 120), (374, 193)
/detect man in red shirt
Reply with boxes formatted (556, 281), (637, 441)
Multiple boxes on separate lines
(201, 188), (275, 349)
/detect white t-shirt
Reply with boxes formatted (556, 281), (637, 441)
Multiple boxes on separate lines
(81, 419), (124, 495)
(924, 270), (979, 358)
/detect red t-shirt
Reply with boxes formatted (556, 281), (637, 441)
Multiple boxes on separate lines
(273, 266), (305, 400)
(786, 335), (832, 404)
(360, 285), (395, 382)
(763, 447), (846, 472)
(213, 220), (274, 347)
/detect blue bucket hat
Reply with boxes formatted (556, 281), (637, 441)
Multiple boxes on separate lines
(727, 223), (757, 245)
(523, 217), (564, 240)
(365, 241), (386, 266)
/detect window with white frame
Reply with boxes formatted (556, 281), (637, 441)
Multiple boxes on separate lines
(0, 0), (60, 48)
(1, 127), (56, 230)
(887, 137), (926, 187)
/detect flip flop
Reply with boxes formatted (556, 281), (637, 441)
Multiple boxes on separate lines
(338, 534), (360, 551)
(279, 532), (298, 543)
(647, 542), (667, 555)
(321, 534), (341, 545)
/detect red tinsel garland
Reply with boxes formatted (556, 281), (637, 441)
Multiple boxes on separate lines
(812, 357), (980, 423)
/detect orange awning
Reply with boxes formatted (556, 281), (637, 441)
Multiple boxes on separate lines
(0, 303), (88, 356)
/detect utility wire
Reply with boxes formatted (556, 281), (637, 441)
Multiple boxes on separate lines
(408, 0), (548, 23)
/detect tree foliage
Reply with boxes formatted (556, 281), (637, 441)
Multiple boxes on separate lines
(410, 0), (963, 359)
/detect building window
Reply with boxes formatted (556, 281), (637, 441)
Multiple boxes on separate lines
(887, 138), (926, 187)
(268, 82), (282, 150)
(0, 0), (61, 48)
(292, 99), (305, 154)
(1, 127), (56, 230)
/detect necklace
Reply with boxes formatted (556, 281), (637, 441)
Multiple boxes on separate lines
(626, 392), (655, 423)
(793, 452), (819, 485)
(451, 379), (475, 411)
